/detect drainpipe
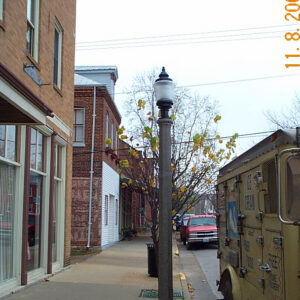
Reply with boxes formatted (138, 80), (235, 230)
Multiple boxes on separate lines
(297, 127), (300, 148)
(87, 86), (96, 248)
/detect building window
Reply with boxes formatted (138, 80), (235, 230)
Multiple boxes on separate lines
(115, 129), (118, 154)
(105, 195), (108, 225)
(111, 122), (114, 149)
(28, 128), (46, 271)
(73, 108), (85, 146)
(0, 0), (4, 22)
(105, 112), (109, 147)
(0, 125), (16, 161)
(30, 128), (44, 172)
(0, 163), (16, 283)
(26, 0), (39, 61)
(53, 20), (63, 89)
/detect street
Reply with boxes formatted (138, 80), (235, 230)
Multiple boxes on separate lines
(178, 238), (223, 300)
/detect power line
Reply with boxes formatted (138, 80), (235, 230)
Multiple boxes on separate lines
(76, 23), (298, 45)
(73, 130), (275, 155)
(114, 73), (300, 95)
(76, 34), (282, 51)
(76, 30), (286, 49)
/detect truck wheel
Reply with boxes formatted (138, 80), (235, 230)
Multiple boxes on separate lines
(223, 279), (233, 300)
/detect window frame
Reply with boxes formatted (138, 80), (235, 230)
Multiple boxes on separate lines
(26, 0), (40, 61)
(73, 107), (85, 147)
(105, 112), (109, 147)
(53, 19), (63, 89)
(0, 125), (17, 162)
(111, 122), (114, 149)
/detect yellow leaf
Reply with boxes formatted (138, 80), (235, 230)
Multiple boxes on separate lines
(192, 167), (196, 173)
(170, 114), (176, 120)
(180, 186), (186, 192)
(171, 193), (176, 199)
(121, 135), (128, 140)
(214, 115), (221, 123)
(205, 179), (212, 184)
(148, 116), (154, 121)
(105, 138), (111, 145)
(209, 153), (215, 160)
(171, 165), (176, 171)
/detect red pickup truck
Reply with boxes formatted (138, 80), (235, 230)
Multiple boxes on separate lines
(185, 215), (218, 250)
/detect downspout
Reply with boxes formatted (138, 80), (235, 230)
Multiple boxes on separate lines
(87, 86), (96, 248)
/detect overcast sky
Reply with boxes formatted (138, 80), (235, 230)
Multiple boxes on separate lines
(75, 0), (300, 155)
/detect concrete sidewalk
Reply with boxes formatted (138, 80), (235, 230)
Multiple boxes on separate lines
(3, 234), (191, 300)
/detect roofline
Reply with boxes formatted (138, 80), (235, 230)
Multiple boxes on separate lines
(218, 128), (297, 177)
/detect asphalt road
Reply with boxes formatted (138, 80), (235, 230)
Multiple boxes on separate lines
(192, 244), (223, 299)
(178, 239), (223, 300)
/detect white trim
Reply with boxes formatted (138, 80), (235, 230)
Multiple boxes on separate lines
(0, 77), (46, 124)
(73, 107), (85, 143)
(47, 114), (72, 137)
(56, 145), (66, 266)
(54, 19), (63, 89)
(0, 156), (21, 167)
(55, 134), (68, 146)
(27, 0), (40, 61)
(36, 125), (53, 136)
(29, 168), (47, 177)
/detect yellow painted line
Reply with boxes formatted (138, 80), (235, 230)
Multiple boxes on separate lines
(179, 273), (186, 280)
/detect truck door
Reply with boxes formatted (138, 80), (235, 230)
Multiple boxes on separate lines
(239, 167), (264, 294)
(261, 158), (284, 299)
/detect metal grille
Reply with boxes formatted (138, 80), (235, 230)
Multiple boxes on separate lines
(139, 289), (183, 298)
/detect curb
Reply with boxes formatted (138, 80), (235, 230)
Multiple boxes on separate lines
(173, 233), (191, 300)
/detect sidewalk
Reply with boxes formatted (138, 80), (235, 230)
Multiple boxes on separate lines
(3, 234), (191, 300)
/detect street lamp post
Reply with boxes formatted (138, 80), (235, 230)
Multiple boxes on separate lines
(154, 67), (174, 300)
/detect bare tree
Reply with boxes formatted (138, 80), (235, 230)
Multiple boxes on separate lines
(117, 68), (237, 262)
(266, 94), (300, 129)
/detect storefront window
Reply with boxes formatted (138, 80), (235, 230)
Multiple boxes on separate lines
(0, 125), (16, 161)
(27, 172), (42, 271)
(27, 128), (44, 271)
(0, 163), (16, 282)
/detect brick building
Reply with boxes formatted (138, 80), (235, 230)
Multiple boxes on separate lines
(72, 66), (122, 249)
(118, 140), (152, 233)
(0, 0), (76, 295)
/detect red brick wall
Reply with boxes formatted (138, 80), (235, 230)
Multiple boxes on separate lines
(0, 0), (76, 266)
(72, 85), (121, 247)
(71, 177), (102, 246)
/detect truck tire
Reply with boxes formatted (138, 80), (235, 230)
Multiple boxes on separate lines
(223, 279), (233, 300)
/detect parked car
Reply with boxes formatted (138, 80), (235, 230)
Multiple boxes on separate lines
(180, 216), (191, 245)
(185, 215), (218, 250)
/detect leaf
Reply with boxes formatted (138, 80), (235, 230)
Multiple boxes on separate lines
(193, 133), (201, 144)
(144, 126), (153, 133)
(214, 115), (221, 123)
(138, 99), (146, 110)
(121, 135), (128, 140)
(170, 114), (176, 120)
(192, 167), (196, 173)
(171, 165), (176, 171)
(105, 138), (111, 145)
(180, 186), (186, 193)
